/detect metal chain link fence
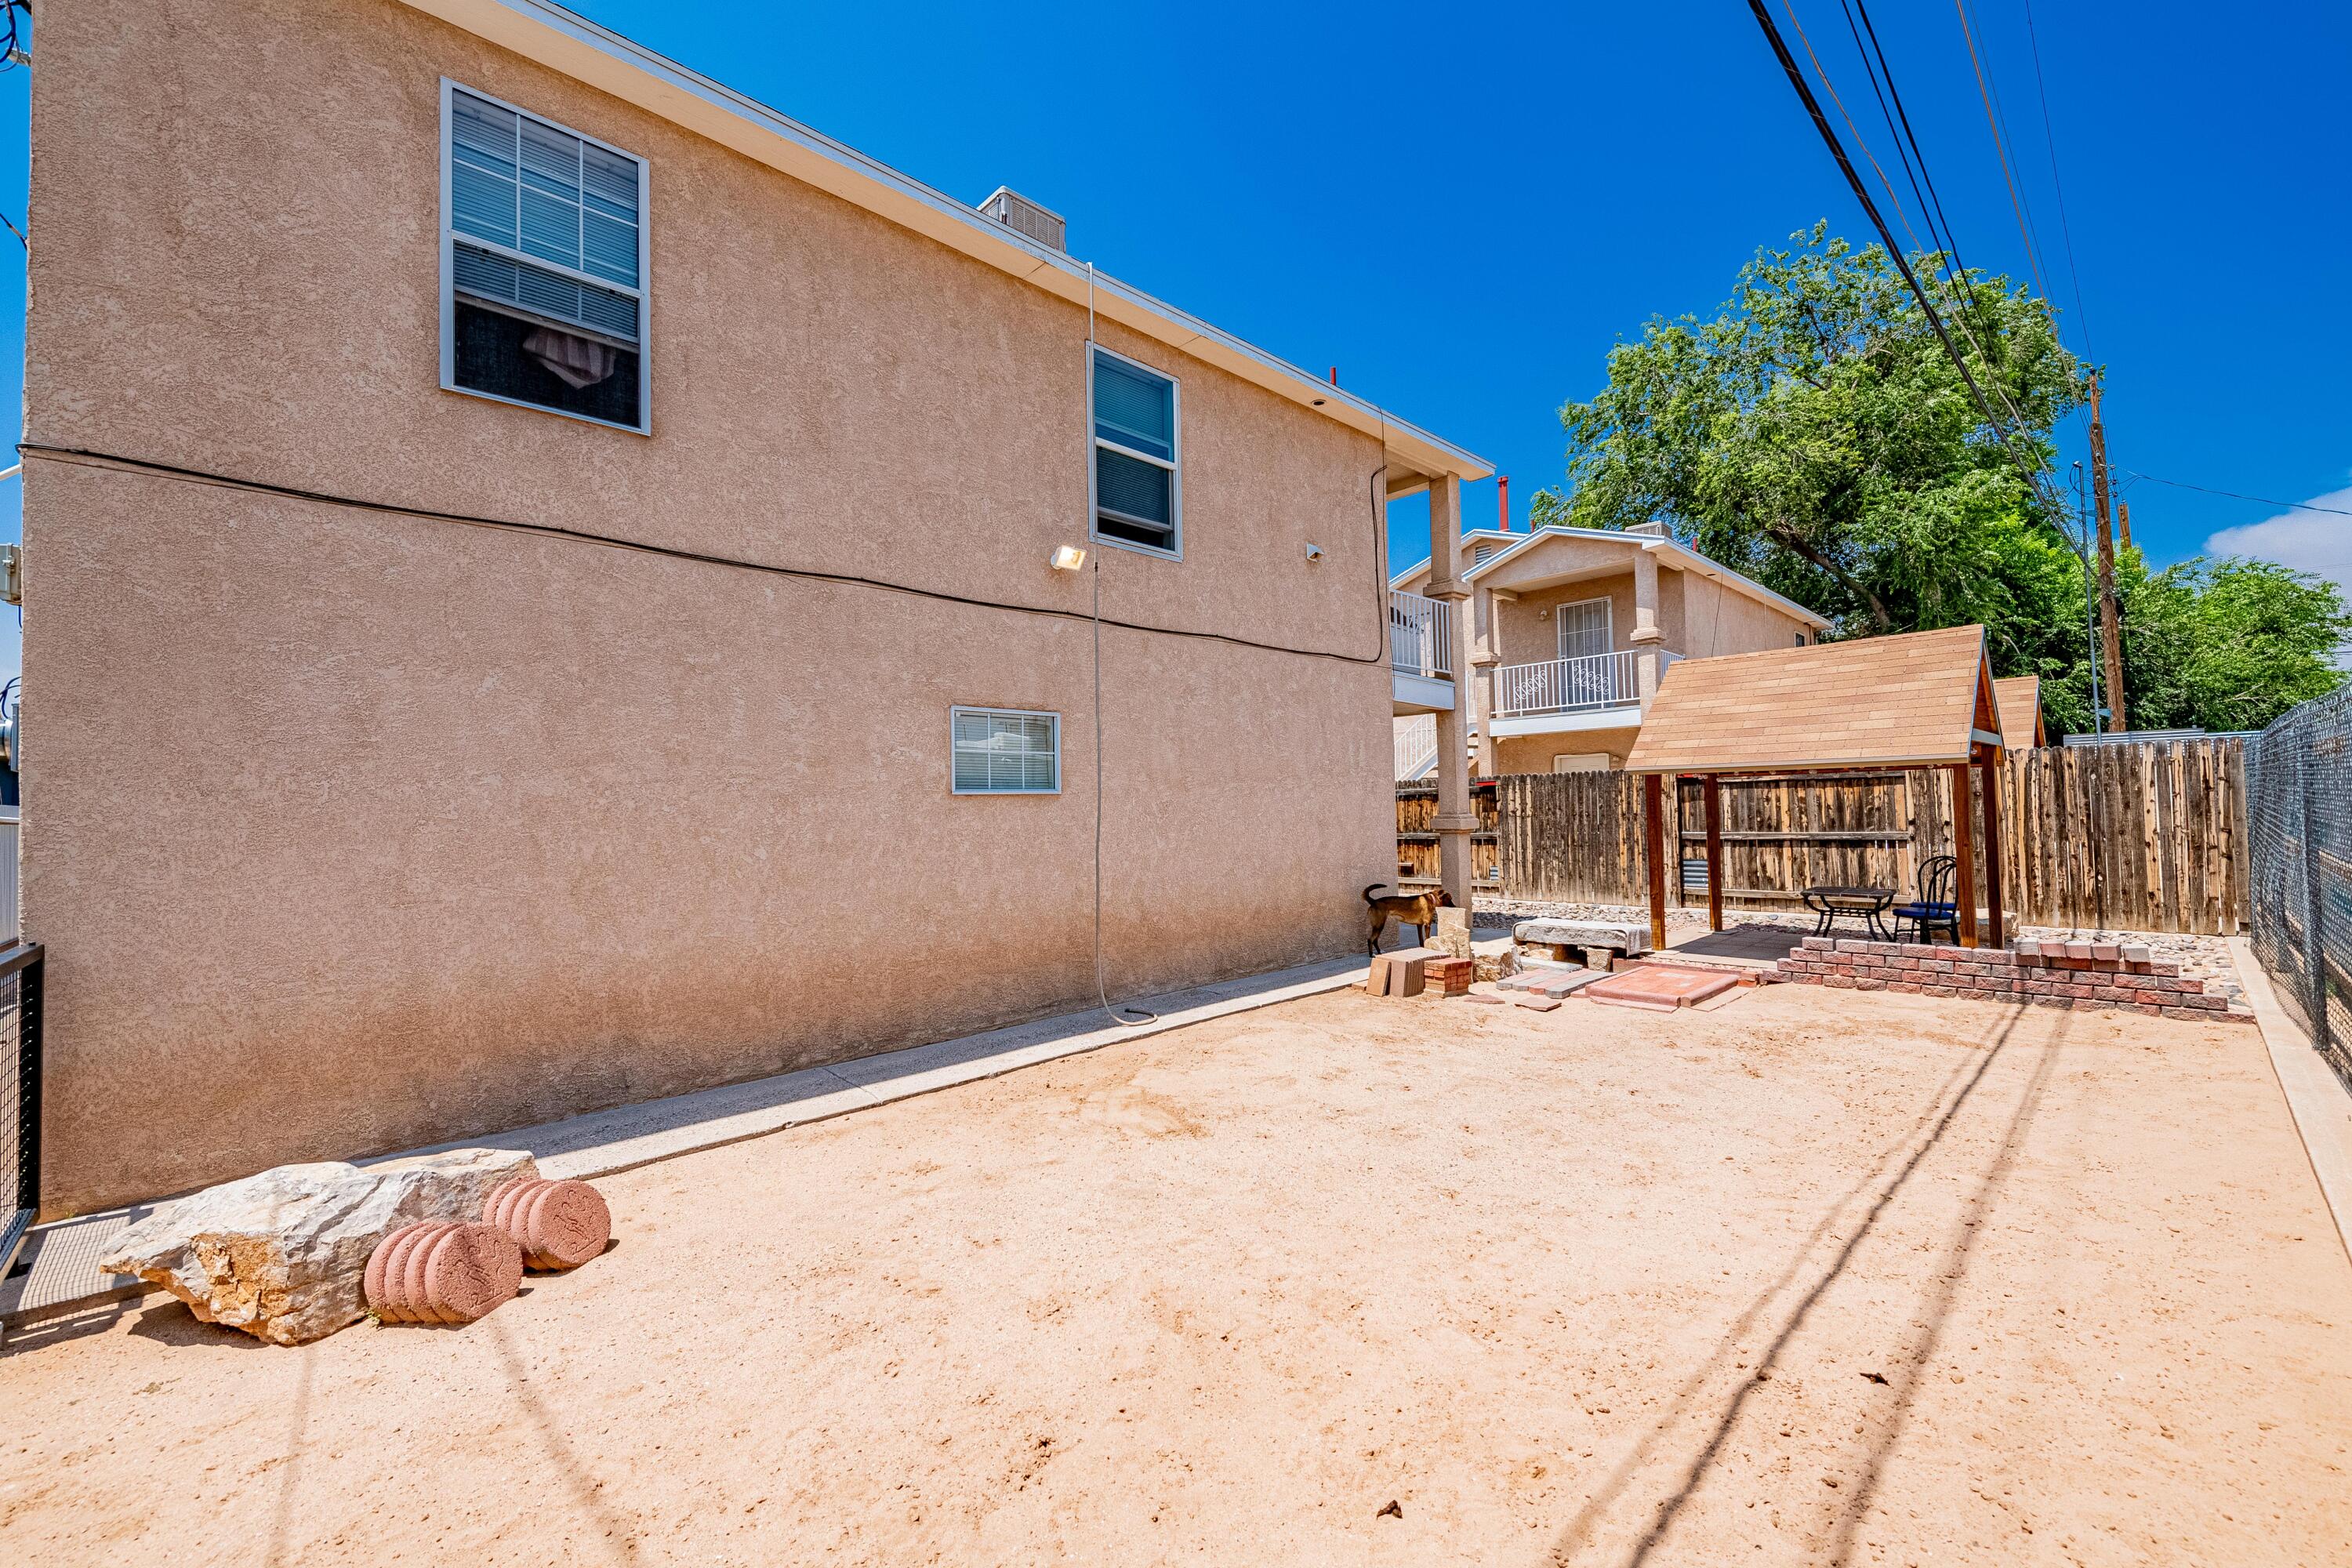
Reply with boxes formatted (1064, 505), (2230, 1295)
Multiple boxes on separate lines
(2245, 684), (2351, 1089)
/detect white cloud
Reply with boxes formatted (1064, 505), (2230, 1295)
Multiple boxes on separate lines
(2205, 487), (2352, 599)
(2206, 487), (2352, 667)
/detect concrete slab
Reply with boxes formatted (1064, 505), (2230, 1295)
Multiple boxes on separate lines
(2230, 937), (2352, 1266)
(5, 954), (1370, 1329)
(1581, 963), (1743, 1013)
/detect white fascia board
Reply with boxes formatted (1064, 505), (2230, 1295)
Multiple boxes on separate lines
(1490, 706), (1644, 738)
(396, 0), (1490, 484)
(1460, 526), (1832, 630)
(1646, 539), (1834, 630)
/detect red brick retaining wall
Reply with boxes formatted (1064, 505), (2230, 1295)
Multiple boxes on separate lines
(1773, 937), (2250, 1022)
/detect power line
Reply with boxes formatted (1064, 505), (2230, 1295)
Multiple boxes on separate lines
(1751, 2), (2071, 536)
(17, 442), (1400, 666)
(1849, 2), (1973, 288)
(1951, 0), (2056, 312)
(2121, 472), (2352, 519)
(1779, 2), (1929, 256)
(2019, 0), (2094, 362)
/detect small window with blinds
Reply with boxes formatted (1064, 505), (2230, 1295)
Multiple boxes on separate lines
(1090, 347), (1181, 557)
(441, 82), (648, 431)
(951, 707), (1061, 795)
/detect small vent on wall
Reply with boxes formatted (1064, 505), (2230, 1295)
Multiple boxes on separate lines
(977, 186), (1066, 252)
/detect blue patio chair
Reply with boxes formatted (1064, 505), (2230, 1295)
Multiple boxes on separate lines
(1891, 855), (1960, 945)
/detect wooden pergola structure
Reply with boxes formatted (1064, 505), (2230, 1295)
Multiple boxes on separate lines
(1993, 674), (2047, 749)
(1621, 626), (2011, 951)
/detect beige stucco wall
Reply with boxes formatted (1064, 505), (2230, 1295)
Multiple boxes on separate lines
(22, 0), (1395, 1212)
(1492, 729), (1639, 777)
(1661, 571), (1813, 658)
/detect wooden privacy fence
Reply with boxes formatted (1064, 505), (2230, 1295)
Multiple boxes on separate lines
(1393, 780), (1499, 886)
(1475, 739), (2247, 935)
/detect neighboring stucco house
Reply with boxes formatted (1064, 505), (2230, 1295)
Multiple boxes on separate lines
(1392, 522), (1830, 777)
(18, 0), (1488, 1212)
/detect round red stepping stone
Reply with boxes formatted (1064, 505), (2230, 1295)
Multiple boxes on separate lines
(424, 1222), (524, 1323)
(371, 1221), (441, 1323)
(519, 1180), (611, 1270)
(397, 1221), (462, 1324)
(490, 1177), (547, 1241)
(365, 1222), (423, 1317)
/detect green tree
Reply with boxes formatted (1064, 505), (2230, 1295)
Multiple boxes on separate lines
(1533, 223), (2085, 643)
(1534, 223), (2349, 733)
(2117, 555), (2350, 732)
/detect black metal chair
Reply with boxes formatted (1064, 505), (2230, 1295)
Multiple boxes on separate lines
(1891, 855), (1961, 945)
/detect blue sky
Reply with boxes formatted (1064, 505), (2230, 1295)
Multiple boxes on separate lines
(2, 0), (2347, 688)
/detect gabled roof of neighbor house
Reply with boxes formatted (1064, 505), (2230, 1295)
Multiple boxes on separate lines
(394, 0), (1489, 487)
(1391, 526), (1832, 631)
(1993, 675), (2045, 749)
(1623, 625), (2000, 775)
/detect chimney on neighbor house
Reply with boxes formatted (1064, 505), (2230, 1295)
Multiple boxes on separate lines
(976, 187), (1066, 252)
(1497, 475), (1511, 532)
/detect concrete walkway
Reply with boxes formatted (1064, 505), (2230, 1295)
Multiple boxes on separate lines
(2230, 936), (2352, 1264)
(3, 954), (1368, 1331)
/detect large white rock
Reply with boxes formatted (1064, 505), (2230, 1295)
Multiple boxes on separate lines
(101, 1148), (539, 1345)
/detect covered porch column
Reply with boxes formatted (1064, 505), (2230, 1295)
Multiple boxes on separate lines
(1425, 473), (1475, 909)
(1630, 543), (1665, 713)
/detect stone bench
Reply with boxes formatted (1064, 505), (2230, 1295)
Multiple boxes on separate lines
(1514, 920), (1653, 971)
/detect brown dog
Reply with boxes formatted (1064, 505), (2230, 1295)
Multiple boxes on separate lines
(1363, 882), (1454, 956)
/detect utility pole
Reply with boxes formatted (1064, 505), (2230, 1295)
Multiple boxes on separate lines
(2088, 372), (2128, 732)
(2074, 463), (2106, 735)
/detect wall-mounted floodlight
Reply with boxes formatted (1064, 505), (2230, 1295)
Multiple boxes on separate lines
(1050, 545), (1087, 572)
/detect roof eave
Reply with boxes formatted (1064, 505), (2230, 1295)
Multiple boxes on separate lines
(394, 0), (1490, 482)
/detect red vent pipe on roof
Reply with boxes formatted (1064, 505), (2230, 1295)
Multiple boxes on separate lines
(1497, 474), (1510, 532)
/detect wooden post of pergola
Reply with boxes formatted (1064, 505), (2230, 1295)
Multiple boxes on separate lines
(1978, 744), (2006, 946)
(1702, 774), (1725, 932)
(1947, 763), (1980, 948)
(1643, 773), (1668, 953)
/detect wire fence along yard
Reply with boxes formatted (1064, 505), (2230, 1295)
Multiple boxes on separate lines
(0, 942), (46, 1272)
(1444, 738), (2249, 935)
(2245, 687), (2351, 1088)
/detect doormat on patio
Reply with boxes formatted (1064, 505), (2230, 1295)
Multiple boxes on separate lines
(1581, 962), (1744, 1014)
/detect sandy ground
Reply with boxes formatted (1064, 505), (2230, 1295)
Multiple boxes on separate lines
(3, 983), (2348, 1566)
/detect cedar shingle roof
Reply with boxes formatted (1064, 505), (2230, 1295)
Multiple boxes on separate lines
(1624, 626), (1993, 775)
(1992, 675), (2045, 749)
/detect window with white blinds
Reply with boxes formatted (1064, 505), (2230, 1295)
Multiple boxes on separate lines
(1090, 347), (1181, 557)
(951, 707), (1062, 795)
(1557, 597), (1613, 662)
(441, 81), (649, 431)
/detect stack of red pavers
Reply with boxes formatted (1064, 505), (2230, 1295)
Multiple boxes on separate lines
(482, 1175), (614, 1270)
(362, 1175), (615, 1327)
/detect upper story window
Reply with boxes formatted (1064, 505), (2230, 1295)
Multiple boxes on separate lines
(442, 82), (648, 432)
(1091, 347), (1180, 557)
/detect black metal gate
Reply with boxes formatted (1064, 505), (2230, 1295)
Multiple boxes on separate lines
(2245, 687), (2351, 1089)
(0, 940), (43, 1274)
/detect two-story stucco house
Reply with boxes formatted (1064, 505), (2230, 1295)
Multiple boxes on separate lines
(16, 0), (1489, 1212)
(1392, 522), (1831, 779)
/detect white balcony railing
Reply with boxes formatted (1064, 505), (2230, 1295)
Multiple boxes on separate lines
(1494, 648), (1661, 717)
(1393, 715), (1438, 780)
(1388, 590), (1455, 681)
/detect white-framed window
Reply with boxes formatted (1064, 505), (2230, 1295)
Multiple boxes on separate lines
(1557, 597), (1612, 662)
(441, 80), (650, 433)
(1089, 345), (1180, 557)
(951, 706), (1061, 795)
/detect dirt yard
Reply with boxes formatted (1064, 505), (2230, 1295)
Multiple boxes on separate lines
(4, 983), (2348, 1565)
